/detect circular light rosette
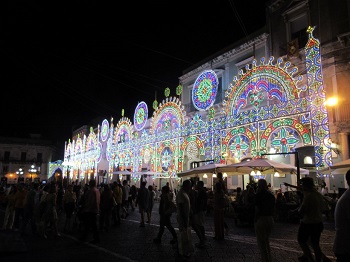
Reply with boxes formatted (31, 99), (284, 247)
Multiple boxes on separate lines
(100, 119), (109, 142)
(96, 142), (103, 163)
(192, 70), (218, 111)
(134, 101), (148, 131)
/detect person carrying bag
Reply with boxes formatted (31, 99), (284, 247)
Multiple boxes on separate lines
(176, 180), (194, 258)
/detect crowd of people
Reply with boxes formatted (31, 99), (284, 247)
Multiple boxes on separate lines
(0, 171), (349, 262)
(0, 178), (158, 243)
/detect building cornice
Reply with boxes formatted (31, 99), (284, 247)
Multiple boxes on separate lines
(179, 33), (269, 83)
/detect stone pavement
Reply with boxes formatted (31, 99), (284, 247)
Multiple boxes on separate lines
(0, 202), (337, 262)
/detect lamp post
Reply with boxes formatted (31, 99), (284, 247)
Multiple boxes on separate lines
(16, 167), (24, 183)
(262, 152), (301, 186)
(325, 96), (338, 123)
(28, 164), (37, 182)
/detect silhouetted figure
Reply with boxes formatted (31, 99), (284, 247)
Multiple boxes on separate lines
(136, 181), (149, 227)
(153, 185), (177, 244)
(254, 179), (275, 262)
(80, 179), (100, 244)
(333, 169), (350, 262)
(213, 181), (225, 240)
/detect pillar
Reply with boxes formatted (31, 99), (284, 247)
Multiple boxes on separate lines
(340, 132), (349, 159)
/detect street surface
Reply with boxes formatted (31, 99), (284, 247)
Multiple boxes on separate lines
(0, 201), (336, 262)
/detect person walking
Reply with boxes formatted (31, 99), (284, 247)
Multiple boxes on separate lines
(41, 182), (60, 238)
(146, 185), (155, 224)
(216, 172), (230, 234)
(176, 179), (194, 258)
(99, 183), (114, 232)
(193, 180), (207, 248)
(136, 181), (149, 227)
(188, 179), (205, 248)
(121, 180), (130, 219)
(79, 179), (101, 244)
(37, 184), (49, 237)
(111, 180), (122, 226)
(13, 183), (28, 231)
(63, 184), (77, 232)
(20, 182), (40, 236)
(213, 181), (226, 240)
(129, 185), (137, 211)
(254, 179), (275, 262)
(2, 185), (17, 230)
(296, 177), (331, 262)
(333, 169), (350, 261)
(153, 185), (177, 244)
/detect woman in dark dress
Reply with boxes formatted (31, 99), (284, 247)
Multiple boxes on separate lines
(214, 182), (225, 240)
(153, 185), (177, 244)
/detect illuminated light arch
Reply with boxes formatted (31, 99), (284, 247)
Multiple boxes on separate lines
(114, 117), (133, 144)
(65, 140), (72, 159)
(223, 57), (304, 117)
(222, 127), (257, 160)
(178, 136), (205, 171)
(134, 101), (148, 131)
(48, 160), (64, 180)
(86, 127), (98, 152)
(192, 70), (218, 111)
(153, 141), (176, 173)
(74, 136), (83, 156)
(150, 97), (186, 134)
(259, 118), (312, 154)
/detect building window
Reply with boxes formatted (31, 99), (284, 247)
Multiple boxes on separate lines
(214, 77), (223, 105)
(284, 1), (309, 52)
(4, 151), (10, 162)
(37, 153), (42, 163)
(3, 166), (9, 174)
(21, 152), (26, 162)
(290, 15), (308, 48)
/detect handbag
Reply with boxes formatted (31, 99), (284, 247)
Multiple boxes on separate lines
(165, 200), (177, 215)
(177, 227), (194, 256)
(113, 197), (118, 207)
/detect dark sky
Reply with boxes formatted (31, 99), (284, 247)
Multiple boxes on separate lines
(2, 1), (268, 148)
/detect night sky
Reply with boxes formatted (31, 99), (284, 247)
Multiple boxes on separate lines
(2, 1), (268, 149)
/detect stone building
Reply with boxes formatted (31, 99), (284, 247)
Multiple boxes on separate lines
(0, 135), (59, 184)
(62, 0), (350, 191)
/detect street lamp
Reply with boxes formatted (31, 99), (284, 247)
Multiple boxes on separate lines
(325, 96), (338, 123)
(28, 164), (37, 182)
(16, 167), (24, 183)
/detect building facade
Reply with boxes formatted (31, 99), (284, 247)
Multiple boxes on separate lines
(61, 0), (350, 191)
(0, 135), (59, 184)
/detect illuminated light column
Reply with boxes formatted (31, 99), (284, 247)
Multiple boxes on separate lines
(305, 26), (331, 170)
